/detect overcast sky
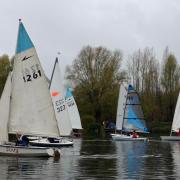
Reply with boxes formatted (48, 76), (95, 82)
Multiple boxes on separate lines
(0, 0), (180, 78)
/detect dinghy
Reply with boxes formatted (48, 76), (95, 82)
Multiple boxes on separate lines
(65, 88), (82, 137)
(30, 58), (73, 147)
(161, 93), (180, 141)
(111, 83), (148, 141)
(0, 20), (61, 157)
(29, 137), (73, 147)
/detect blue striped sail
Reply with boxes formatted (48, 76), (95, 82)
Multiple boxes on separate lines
(122, 85), (148, 133)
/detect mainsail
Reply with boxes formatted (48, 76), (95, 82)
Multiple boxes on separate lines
(8, 21), (59, 137)
(50, 58), (72, 136)
(171, 93), (180, 132)
(116, 83), (148, 133)
(0, 73), (12, 142)
(65, 88), (82, 130)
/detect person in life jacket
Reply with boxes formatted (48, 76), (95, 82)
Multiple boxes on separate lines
(132, 130), (139, 138)
(16, 133), (29, 146)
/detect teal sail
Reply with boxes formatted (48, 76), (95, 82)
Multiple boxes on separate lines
(123, 85), (148, 133)
(65, 88), (73, 99)
(16, 21), (34, 53)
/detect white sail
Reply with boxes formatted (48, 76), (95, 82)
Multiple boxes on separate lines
(0, 73), (11, 142)
(65, 88), (82, 129)
(50, 58), (72, 136)
(8, 21), (59, 137)
(116, 83), (128, 130)
(172, 93), (180, 132)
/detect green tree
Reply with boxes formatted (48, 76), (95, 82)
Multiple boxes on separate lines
(66, 46), (124, 126)
(161, 53), (180, 122)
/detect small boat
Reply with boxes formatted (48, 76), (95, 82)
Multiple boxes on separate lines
(0, 20), (61, 157)
(0, 144), (56, 157)
(161, 93), (180, 141)
(111, 83), (149, 141)
(111, 134), (147, 141)
(29, 137), (73, 147)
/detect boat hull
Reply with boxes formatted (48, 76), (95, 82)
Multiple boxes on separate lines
(0, 144), (58, 157)
(111, 134), (147, 141)
(29, 138), (73, 147)
(160, 136), (180, 141)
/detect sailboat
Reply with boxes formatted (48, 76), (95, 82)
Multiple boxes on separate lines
(0, 20), (61, 156)
(111, 83), (148, 141)
(161, 92), (180, 141)
(65, 87), (82, 136)
(29, 58), (73, 147)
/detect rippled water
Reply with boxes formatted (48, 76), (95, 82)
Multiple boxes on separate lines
(0, 139), (180, 179)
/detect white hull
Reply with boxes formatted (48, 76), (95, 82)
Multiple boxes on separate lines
(160, 136), (180, 141)
(29, 138), (73, 147)
(111, 134), (147, 141)
(0, 144), (59, 157)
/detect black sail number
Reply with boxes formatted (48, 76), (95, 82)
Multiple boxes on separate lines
(57, 105), (65, 112)
(23, 70), (41, 82)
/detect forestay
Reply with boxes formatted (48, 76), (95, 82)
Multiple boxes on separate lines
(65, 88), (82, 130)
(50, 58), (72, 136)
(9, 21), (59, 137)
(171, 93), (180, 132)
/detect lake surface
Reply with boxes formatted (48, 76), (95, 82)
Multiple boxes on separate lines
(0, 139), (180, 179)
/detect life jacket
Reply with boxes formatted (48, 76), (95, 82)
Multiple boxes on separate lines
(132, 132), (138, 138)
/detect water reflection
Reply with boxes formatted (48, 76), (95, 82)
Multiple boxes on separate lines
(115, 141), (147, 179)
(170, 142), (180, 179)
(143, 141), (174, 179)
(77, 140), (117, 179)
(0, 156), (50, 179)
(1, 139), (180, 179)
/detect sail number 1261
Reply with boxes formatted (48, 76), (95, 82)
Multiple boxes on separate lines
(23, 70), (41, 82)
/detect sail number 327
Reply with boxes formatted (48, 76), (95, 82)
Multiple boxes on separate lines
(23, 70), (42, 82)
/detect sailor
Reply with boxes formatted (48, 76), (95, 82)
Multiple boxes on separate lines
(132, 130), (139, 138)
(16, 133), (29, 146)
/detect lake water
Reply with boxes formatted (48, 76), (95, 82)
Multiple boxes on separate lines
(0, 139), (180, 179)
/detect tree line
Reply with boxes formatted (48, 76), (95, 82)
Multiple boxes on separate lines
(0, 46), (179, 135)
(66, 46), (180, 134)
